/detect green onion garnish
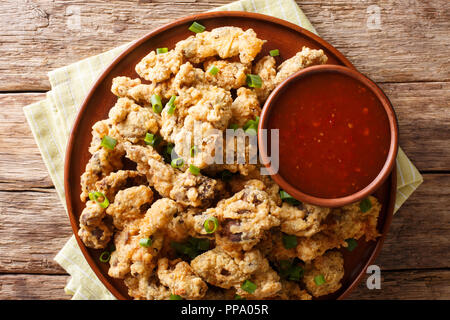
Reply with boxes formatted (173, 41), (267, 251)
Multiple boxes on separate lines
(144, 133), (161, 147)
(241, 280), (257, 294)
(150, 94), (163, 113)
(99, 251), (111, 263)
(269, 49), (280, 57)
(314, 274), (326, 286)
(243, 116), (260, 130)
(170, 294), (183, 300)
(139, 238), (152, 248)
(208, 65), (219, 75)
(288, 265), (304, 281)
(108, 243), (116, 252)
(234, 294), (245, 300)
(189, 22), (206, 33)
(360, 198), (372, 213)
(203, 217), (219, 234)
(282, 234), (298, 249)
(166, 95), (177, 115)
(190, 145), (199, 157)
(171, 157), (184, 169)
(189, 164), (200, 175)
(228, 123), (239, 130)
(246, 74), (263, 88)
(171, 237), (210, 259)
(89, 191), (110, 209)
(100, 135), (117, 150)
(156, 47), (168, 54)
(345, 238), (358, 252)
(279, 190), (301, 206)
(166, 143), (174, 155)
(278, 260), (304, 281)
(245, 126), (257, 135)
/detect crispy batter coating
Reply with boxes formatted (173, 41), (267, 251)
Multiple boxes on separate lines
(95, 170), (147, 203)
(106, 185), (154, 229)
(276, 280), (312, 300)
(253, 55), (277, 103)
(111, 76), (175, 104)
(204, 181), (281, 252)
(280, 202), (331, 237)
(275, 46), (328, 84)
(296, 196), (381, 261)
(157, 258), (208, 299)
(303, 251), (344, 297)
(124, 143), (225, 207)
(135, 50), (183, 83)
(108, 97), (159, 143)
(230, 87), (261, 127)
(78, 200), (113, 249)
(175, 27), (264, 64)
(204, 59), (250, 90)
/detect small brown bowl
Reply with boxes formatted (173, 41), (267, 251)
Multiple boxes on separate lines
(258, 64), (399, 207)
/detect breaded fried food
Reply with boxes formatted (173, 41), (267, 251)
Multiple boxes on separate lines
(303, 251), (344, 297)
(204, 59), (250, 90)
(230, 87), (261, 127)
(95, 170), (147, 203)
(111, 76), (175, 104)
(78, 200), (113, 249)
(296, 196), (381, 261)
(279, 202), (331, 237)
(175, 27), (264, 64)
(135, 49), (183, 83)
(124, 143), (225, 207)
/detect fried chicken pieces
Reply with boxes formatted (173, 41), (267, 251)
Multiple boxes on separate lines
(78, 26), (382, 300)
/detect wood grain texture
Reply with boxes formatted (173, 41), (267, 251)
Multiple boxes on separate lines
(0, 270), (448, 300)
(0, 0), (448, 91)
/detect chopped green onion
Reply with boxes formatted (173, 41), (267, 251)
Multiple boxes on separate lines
(89, 191), (110, 209)
(204, 217), (219, 234)
(288, 265), (304, 281)
(156, 47), (168, 54)
(165, 95), (177, 115)
(345, 238), (358, 252)
(314, 274), (326, 286)
(108, 243), (116, 252)
(221, 170), (233, 182)
(243, 116), (260, 130)
(360, 198), (372, 213)
(166, 143), (174, 155)
(171, 157), (184, 169)
(234, 294), (246, 300)
(190, 145), (199, 157)
(144, 133), (161, 147)
(139, 238), (152, 248)
(282, 234), (298, 249)
(189, 164), (200, 175)
(245, 126), (257, 135)
(171, 237), (210, 259)
(151, 94), (163, 113)
(170, 294), (183, 300)
(189, 21), (206, 33)
(246, 74), (263, 88)
(99, 251), (110, 263)
(269, 49), (280, 57)
(208, 65), (219, 75)
(241, 280), (257, 294)
(163, 142), (175, 163)
(279, 190), (300, 206)
(228, 123), (239, 130)
(100, 135), (117, 150)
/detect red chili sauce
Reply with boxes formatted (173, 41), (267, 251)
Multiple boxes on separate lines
(268, 72), (391, 198)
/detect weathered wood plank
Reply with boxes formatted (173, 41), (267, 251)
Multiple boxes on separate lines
(0, 190), (70, 274)
(0, 93), (53, 190)
(350, 269), (450, 300)
(0, 270), (448, 299)
(0, 0), (448, 91)
(0, 174), (448, 275)
(0, 274), (70, 300)
(0, 81), (449, 192)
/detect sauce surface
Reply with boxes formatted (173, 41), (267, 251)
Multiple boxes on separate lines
(268, 72), (391, 198)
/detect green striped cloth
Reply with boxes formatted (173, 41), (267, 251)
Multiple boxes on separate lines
(23, 0), (423, 300)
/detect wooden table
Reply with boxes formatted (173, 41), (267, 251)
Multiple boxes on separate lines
(0, 0), (448, 300)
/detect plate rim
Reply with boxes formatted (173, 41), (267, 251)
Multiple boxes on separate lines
(64, 10), (396, 300)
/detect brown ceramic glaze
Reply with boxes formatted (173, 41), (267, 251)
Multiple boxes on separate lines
(64, 11), (397, 300)
(258, 65), (399, 208)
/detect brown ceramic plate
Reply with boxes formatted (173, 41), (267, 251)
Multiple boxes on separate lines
(64, 11), (396, 300)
